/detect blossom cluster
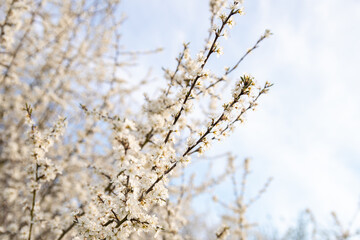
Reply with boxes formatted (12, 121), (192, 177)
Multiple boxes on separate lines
(0, 0), (272, 239)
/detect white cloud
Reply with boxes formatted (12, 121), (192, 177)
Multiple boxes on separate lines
(220, 0), (360, 230)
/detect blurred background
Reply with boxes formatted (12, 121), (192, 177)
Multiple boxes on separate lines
(118, 0), (360, 235)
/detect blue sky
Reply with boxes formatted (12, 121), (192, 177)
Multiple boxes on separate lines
(119, 0), (360, 232)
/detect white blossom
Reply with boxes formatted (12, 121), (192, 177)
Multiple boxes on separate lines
(0, 1), (273, 239)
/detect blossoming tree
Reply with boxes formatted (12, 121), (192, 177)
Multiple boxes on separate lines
(0, 0), (272, 239)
